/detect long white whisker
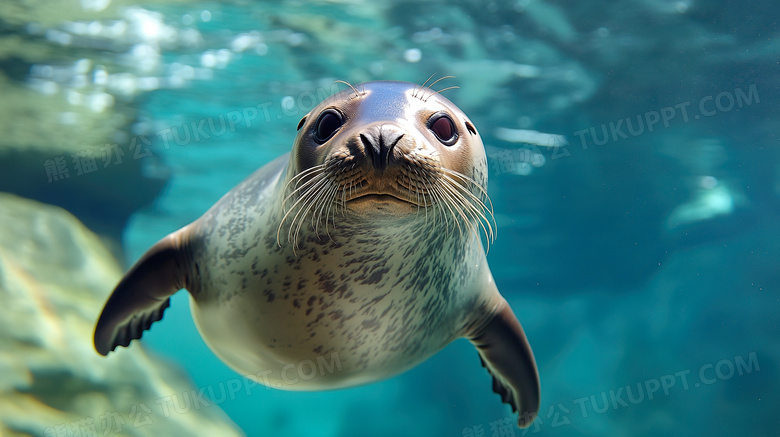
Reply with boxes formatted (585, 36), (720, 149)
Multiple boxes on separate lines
(283, 164), (326, 192)
(284, 174), (329, 250)
(441, 169), (497, 242)
(411, 173), (421, 216)
(309, 179), (337, 238)
(413, 167), (434, 227)
(434, 182), (466, 237)
(441, 173), (495, 243)
(427, 75), (455, 90)
(291, 176), (332, 248)
(282, 165), (327, 209)
(417, 72), (437, 99)
(322, 183), (340, 240)
(277, 169), (328, 247)
(340, 183), (348, 217)
(440, 178), (484, 245)
(317, 182), (340, 239)
(424, 85), (460, 102)
(443, 168), (494, 214)
(431, 182), (460, 237)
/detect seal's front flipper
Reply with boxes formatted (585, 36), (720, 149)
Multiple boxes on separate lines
(469, 301), (540, 428)
(93, 231), (189, 356)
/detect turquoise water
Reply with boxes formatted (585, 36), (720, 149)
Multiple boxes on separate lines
(2, 0), (778, 436)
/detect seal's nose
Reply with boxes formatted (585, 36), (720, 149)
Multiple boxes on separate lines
(360, 124), (404, 171)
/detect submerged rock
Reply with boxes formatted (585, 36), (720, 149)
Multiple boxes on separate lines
(0, 193), (242, 437)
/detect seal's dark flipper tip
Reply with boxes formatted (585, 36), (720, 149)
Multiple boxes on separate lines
(469, 303), (540, 428)
(93, 233), (187, 356)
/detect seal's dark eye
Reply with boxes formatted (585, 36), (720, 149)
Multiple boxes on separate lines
(428, 114), (458, 146)
(314, 110), (343, 144)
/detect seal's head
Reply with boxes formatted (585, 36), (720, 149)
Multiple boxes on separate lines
(281, 80), (493, 247)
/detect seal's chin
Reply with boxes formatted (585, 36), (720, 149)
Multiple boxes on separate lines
(346, 194), (420, 215)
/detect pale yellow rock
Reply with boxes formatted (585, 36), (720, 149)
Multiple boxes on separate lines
(0, 193), (243, 437)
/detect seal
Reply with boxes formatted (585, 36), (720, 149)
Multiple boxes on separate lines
(94, 79), (540, 427)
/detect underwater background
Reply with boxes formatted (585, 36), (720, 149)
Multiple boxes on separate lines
(0, 0), (778, 435)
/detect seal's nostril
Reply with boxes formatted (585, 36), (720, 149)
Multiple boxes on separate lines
(360, 133), (380, 168)
(361, 125), (404, 170)
(380, 127), (403, 144)
(378, 125), (404, 170)
(383, 132), (403, 162)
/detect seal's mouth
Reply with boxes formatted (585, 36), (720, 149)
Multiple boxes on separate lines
(346, 193), (421, 206)
(277, 160), (496, 252)
(343, 192), (421, 217)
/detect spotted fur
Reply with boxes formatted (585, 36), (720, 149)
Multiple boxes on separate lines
(183, 81), (502, 388)
(94, 81), (539, 426)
